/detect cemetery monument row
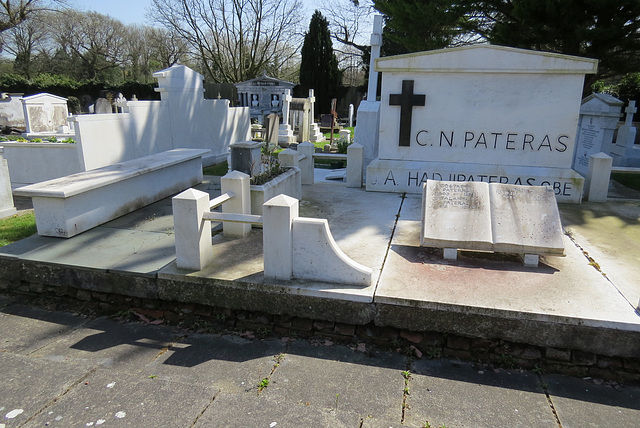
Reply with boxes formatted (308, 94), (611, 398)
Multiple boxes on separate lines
(365, 45), (598, 203)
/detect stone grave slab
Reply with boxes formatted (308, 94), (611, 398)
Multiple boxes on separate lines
(421, 180), (565, 256)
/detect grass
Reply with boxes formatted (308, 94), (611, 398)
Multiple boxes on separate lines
(0, 212), (37, 247)
(612, 172), (640, 191)
(203, 161), (229, 176)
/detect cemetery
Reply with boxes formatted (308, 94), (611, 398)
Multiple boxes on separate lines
(0, 16), (639, 386)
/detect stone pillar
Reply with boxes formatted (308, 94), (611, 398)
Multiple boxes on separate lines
(229, 141), (263, 177)
(263, 194), (299, 280)
(346, 143), (364, 188)
(221, 170), (251, 237)
(278, 148), (299, 169)
(0, 147), (16, 218)
(349, 104), (354, 127)
(585, 152), (612, 203)
(172, 188), (213, 271)
(298, 141), (315, 185)
(366, 15), (383, 101)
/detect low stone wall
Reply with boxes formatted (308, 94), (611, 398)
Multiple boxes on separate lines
(1, 266), (638, 385)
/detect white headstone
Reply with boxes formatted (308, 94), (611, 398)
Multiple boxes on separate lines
(367, 45), (598, 203)
(94, 98), (112, 114)
(573, 93), (623, 176)
(278, 89), (296, 145)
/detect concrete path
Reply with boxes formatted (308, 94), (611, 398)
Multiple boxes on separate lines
(1, 295), (639, 428)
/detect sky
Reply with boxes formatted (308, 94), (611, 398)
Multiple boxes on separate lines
(71, 0), (322, 27)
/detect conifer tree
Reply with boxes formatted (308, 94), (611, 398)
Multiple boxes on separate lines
(299, 10), (342, 115)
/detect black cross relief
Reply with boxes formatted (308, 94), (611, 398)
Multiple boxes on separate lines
(389, 80), (426, 147)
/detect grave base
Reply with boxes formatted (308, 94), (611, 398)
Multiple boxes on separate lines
(366, 159), (584, 203)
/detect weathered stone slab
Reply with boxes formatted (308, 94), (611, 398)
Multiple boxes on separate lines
(420, 180), (493, 251)
(421, 180), (565, 255)
(490, 183), (565, 255)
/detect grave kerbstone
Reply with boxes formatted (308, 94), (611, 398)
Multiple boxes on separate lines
(366, 45), (598, 203)
(421, 180), (565, 257)
(0, 147), (17, 218)
(573, 93), (623, 176)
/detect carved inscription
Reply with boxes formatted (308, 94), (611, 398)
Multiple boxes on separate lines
(429, 183), (483, 210)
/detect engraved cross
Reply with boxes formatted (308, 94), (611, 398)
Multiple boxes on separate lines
(389, 80), (426, 147)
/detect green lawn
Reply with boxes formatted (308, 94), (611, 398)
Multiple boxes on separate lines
(0, 212), (37, 247)
(611, 172), (640, 191)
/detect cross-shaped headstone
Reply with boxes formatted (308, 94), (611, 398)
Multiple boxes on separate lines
(389, 80), (426, 147)
(624, 100), (637, 126)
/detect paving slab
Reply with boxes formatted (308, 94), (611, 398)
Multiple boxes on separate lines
(377, 194), (640, 333)
(141, 334), (286, 391)
(0, 352), (92, 428)
(405, 359), (556, 427)
(559, 200), (640, 313)
(544, 373), (640, 428)
(29, 316), (179, 370)
(0, 304), (89, 355)
(14, 227), (176, 274)
(197, 339), (407, 428)
(21, 368), (215, 428)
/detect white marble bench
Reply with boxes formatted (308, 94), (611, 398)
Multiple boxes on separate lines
(14, 148), (210, 238)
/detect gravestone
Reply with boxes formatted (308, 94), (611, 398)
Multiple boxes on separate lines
(21, 93), (69, 134)
(573, 93), (623, 176)
(0, 93), (25, 129)
(290, 98), (310, 143)
(0, 147), (17, 218)
(264, 113), (280, 145)
(610, 100), (640, 167)
(308, 89), (324, 142)
(94, 98), (113, 114)
(420, 180), (565, 260)
(366, 45), (598, 203)
(278, 89), (296, 146)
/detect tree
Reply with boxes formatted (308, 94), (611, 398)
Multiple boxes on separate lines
(0, 0), (65, 33)
(49, 10), (127, 83)
(299, 11), (342, 114)
(321, 0), (373, 86)
(373, 0), (640, 88)
(149, 0), (303, 83)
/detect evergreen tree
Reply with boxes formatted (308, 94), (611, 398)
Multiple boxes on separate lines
(373, 0), (640, 89)
(299, 10), (342, 115)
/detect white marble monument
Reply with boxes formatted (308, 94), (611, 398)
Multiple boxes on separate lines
(421, 180), (565, 264)
(21, 93), (69, 135)
(573, 93), (623, 176)
(366, 45), (598, 203)
(610, 101), (640, 167)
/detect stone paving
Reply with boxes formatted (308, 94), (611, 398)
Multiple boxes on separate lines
(1, 296), (639, 428)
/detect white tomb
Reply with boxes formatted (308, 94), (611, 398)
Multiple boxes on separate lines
(366, 45), (598, 203)
(573, 93), (623, 176)
(21, 93), (70, 135)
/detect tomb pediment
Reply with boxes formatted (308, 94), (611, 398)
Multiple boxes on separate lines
(375, 44), (598, 74)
